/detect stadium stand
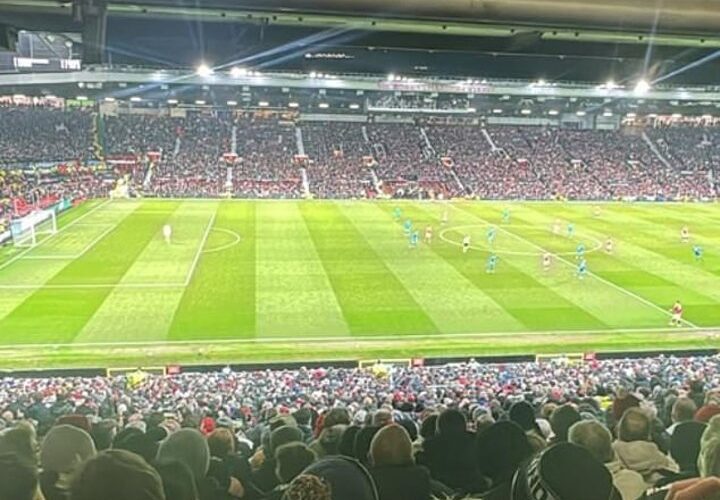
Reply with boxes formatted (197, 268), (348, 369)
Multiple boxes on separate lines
(0, 355), (718, 499)
(2, 107), (717, 216)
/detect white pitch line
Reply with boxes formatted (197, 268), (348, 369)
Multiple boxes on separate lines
(452, 205), (699, 328)
(0, 199), (113, 273)
(19, 225), (116, 261)
(201, 227), (241, 254)
(7, 325), (714, 350)
(183, 209), (217, 286)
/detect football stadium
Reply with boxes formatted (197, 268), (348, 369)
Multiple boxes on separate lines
(2, 0), (720, 498)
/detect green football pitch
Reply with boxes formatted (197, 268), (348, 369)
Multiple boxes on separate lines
(0, 198), (719, 369)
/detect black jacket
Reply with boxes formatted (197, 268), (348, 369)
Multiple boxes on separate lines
(370, 464), (432, 500)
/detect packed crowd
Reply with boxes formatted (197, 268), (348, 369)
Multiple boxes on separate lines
(1, 106), (719, 204)
(0, 107), (93, 165)
(1, 354), (720, 499)
(302, 122), (376, 199)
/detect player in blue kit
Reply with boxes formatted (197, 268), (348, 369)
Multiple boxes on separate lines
(577, 258), (588, 280)
(693, 245), (704, 262)
(567, 223), (575, 238)
(486, 254), (498, 273)
(502, 208), (511, 224)
(487, 227), (497, 246)
(393, 207), (402, 220)
(409, 230), (419, 248)
(403, 219), (412, 235)
(576, 242), (585, 260)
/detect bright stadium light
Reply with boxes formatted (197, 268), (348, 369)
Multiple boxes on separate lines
(130, 96), (142, 102)
(520, 109), (532, 115)
(167, 99), (179, 105)
(548, 109), (559, 116)
(76, 96), (88, 101)
(104, 97), (116, 102)
(635, 79), (650, 94)
(196, 63), (213, 77)
(576, 110), (587, 116)
(258, 101), (269, 107)
(605, 79), (616, 89)
(318, 103), (329, 109)
(230, 67), (246, 78)
(227, 100), (238, 106)
(349, 103), (360, 110)
(672, 113), (682, 119)
(387, 73), (396, 81)
(195, 100), (206, 105)
(288, 102), (299, 108)
(537, 78), (546, 86)
(492, 109), (503, 114)
(626, 112), (637, 118)
(309, 71), (317, 78)
(603, 110), (613, 117)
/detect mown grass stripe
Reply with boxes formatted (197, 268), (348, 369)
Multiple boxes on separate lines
(342, 202), (525, 334)
(520, 203), (720, 326)
(400, 202), (613, 331)
(74, 201), (218, 343)
(168, 201), (256, 340)
(0, 201), (180, 344)
(299, 202), (438, 336)
(256, 202), (350, 338)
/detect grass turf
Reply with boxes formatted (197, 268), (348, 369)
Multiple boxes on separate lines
(0, 198), (719, 369)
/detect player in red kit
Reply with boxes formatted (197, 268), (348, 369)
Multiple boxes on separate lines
(670, 300), (683, 327)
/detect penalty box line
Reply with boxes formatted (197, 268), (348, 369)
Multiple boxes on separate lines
(19, 224), (118, 262)
(0, 200), (113, 274)
(451, 205), (699, 329)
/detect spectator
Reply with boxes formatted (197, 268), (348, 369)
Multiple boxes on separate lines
(266, 442), (317, 500)
(668, 397), (698, 435)
(655, 421), (707, 487)
(550, 404), (581, 443)
(0, 451), (42, 500)
(40, 425), (96, 500)
(283, 475), (332, 500)
(70, 449), (165, 500)
(612, 408), (678, 485)
(475, 421), (533, 499)
(416, 409), (480, 493)
(300, 456), (378, 500)
(569, 420), (646, 500)
(510, 442), (621, 500)
(155, 460), (199, 500)
(368, 424), (432, 500)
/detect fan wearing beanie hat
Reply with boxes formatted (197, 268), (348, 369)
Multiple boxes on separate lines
(70, 449), (166, 500)
(511, 442), (622, 500)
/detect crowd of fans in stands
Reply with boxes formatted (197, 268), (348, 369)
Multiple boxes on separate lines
(1, 105), (719, 226)
(302, 122), (376, 199)
(0, 354), (720, 499)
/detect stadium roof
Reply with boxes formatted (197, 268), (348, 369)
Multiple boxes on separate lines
(1, 0), (720, 84)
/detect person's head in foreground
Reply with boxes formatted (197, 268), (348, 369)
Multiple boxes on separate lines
(70, 449), (166, 500)
(511, 442), (621, 500)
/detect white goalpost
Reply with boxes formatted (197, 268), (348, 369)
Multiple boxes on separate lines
(11, 209), (58, 248)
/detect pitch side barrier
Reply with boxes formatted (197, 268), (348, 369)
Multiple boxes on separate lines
(0, 348), (716, 379)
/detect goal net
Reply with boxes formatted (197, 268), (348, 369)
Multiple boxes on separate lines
(10, 209), (57, 248)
